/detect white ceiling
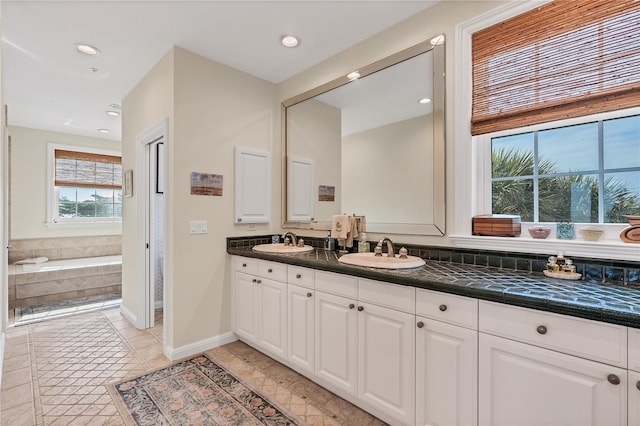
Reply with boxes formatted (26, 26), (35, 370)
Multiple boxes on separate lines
(2, 1), (438, 141)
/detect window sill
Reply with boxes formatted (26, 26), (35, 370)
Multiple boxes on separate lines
(44, 221), (122, 229)
(449, 234), (639, 262)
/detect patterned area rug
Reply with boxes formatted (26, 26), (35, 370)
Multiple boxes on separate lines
(109, 354), (303, 425)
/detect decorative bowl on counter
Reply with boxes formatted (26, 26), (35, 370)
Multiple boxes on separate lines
(528, 225), (551, 239)
(624, 215), (640, 225)
(579, 226), (604, 241)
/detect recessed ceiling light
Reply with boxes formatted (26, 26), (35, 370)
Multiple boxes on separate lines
(110, 104), (121, 110)
(347, 71), (361, 81)
(419, 98), (432, 104)
(280, 35), (299, 48)
(430, 35), (445, 46)
(89, 67), (100, 73)
(106, 110), (120, 117)
(74, 43), (101, 56)
(97, 128), (110, 134)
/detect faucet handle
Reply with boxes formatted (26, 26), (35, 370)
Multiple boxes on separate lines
(284, 237), (291, 246)
(399, 247), (408, 259)
(297, 239), (305, 247)
(374, 245), (383, 257)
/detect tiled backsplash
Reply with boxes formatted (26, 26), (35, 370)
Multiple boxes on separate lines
(227, 234), (640, 288)
(9, 235), (122, 264)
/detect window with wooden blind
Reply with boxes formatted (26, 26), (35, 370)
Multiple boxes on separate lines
(472, 0), (640, 136)
(49, 146), (123, 222)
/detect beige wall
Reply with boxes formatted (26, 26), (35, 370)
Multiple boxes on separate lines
(277, 0), (507, 245)
(121, 49), (175, 326)
(8, 125), (122, 240)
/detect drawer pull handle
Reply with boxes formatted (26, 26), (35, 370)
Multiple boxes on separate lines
(349, 303), (355, 309)
(307, 292), (312, 298)
(439, 304), (447, 312)
(636, 381), (640, 391)
(268, 268), (273, 273)
(296, 274), (302, 279)
(242, 263), (247, 267)
(536, 325), (548, 335)
(417, 321), (424, 328)
(607, 374), (620, 385)
(357, 306), (364, 312)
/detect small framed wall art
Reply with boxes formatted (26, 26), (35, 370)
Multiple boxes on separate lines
(124, 170), (133, 197)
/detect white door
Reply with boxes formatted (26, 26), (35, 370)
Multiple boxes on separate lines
(357, 302), (415, 426)
(234, 273), (259, 344)
(630, 371), (640, 426)
(479, 333), (627, 426)
(314, 291), (357, 397)
(416, 317), (477, 426)
(258, 278), (287, 358)
(287, 284), (314, 375)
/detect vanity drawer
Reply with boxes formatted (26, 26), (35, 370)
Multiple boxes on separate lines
(315, 270), (357, 299)
(258, 260), (287, 282)
(234, 256), (258, 275)
(479, 300), (627, 367)
(629, 328), (640, 372)
(416, 289), (477, 329)
(288, 266), (314, 289)
(358, 278), (415, 314)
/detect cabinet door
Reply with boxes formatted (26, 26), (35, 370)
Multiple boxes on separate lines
(258, 278), (287, 359)
(234, 272), (259, 343)
(416, 317), (477, 426)
(234, 147), (270, 224)
(358, 302), (415, 425)
(288, 284), (314, 375)
(315, 291), (357, 397)
(479, 333), (627, 426)
(630, 371), (640, 426)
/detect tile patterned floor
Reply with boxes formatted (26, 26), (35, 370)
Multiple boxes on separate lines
(1, 307), (384, 426)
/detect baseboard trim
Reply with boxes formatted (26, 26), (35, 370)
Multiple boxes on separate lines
(164, 331), (237, 361)
(119, 304), (138, 327)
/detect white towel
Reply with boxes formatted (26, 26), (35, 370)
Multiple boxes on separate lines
(331, 215), (349, 240)
(345, 216), (358, 248)
(15, 257), (48, 265)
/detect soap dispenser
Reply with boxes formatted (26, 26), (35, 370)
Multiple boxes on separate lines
(358, 232), (370, 253)
(324, 231), (335, 251)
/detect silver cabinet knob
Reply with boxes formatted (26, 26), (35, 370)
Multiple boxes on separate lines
(357, 306), (364, 312)
(636, 381), (640, 391)
(296, 274), (302, 279)
(439, 304), (447, 312)
(307, 292), (312, 298)
(417, 321), (425, 328)
(537, 325), (548, 335)
(242, 263), (247, 267)
(252, 278), (257, 283)
(267, 268), (273, 273)
(349, 303), (355, 309)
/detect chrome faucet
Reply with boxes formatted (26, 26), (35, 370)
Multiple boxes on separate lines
(375, 237), (395, 258)
(282, 232), (297, 247)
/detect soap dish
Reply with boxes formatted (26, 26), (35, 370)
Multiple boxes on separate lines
(543, 270), (582, 280)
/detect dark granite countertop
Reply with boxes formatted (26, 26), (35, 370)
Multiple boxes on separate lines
(228, 246), (640, 329)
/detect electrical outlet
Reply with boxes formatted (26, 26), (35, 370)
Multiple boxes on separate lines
(189, 220), (208, 234)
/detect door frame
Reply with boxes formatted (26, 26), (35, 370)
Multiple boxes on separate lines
(135, 118), (168, 330)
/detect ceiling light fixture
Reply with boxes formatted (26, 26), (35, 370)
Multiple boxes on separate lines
(74, 43), (101, 56)
(419, 98), (432, 104)
(280, 35), (300, 48)
(347, 71), (361, 81)
(97, 128), (110, 134)
(89, 67), (100, 73)
(106, 110), (120, 117)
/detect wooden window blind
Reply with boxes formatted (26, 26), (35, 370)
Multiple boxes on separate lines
(55, 149), (122, 189)
(472, 0), (640, 135)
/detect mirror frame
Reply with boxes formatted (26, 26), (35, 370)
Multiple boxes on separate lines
(281, 37), (445, 235)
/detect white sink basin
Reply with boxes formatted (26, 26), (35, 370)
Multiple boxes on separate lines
(252, 243), (314, 254)
(338, 252), (426, 269)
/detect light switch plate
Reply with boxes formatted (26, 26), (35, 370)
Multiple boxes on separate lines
(190, 220), (208, 234)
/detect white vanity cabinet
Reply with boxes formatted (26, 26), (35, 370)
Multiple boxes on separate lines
(479, 300), (628, 426)
(628, 329), (640, 426)
(233, 257), (287, 359)
(287, 283), (315, 375)
(415, 289), (478, 426)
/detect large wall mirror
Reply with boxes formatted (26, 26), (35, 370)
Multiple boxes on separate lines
(282, 36), (445, 235)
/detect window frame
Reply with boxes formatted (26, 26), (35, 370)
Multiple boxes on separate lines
(46, 143), (123, 225)
(478, 106), (640, 225)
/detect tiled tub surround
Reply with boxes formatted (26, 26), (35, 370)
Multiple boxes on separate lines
(8, 255), (122, 309)
(8, 236), (122, 309)
(227, 235), (640, 328)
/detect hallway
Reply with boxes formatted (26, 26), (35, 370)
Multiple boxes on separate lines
(0, 308), (384, 425)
